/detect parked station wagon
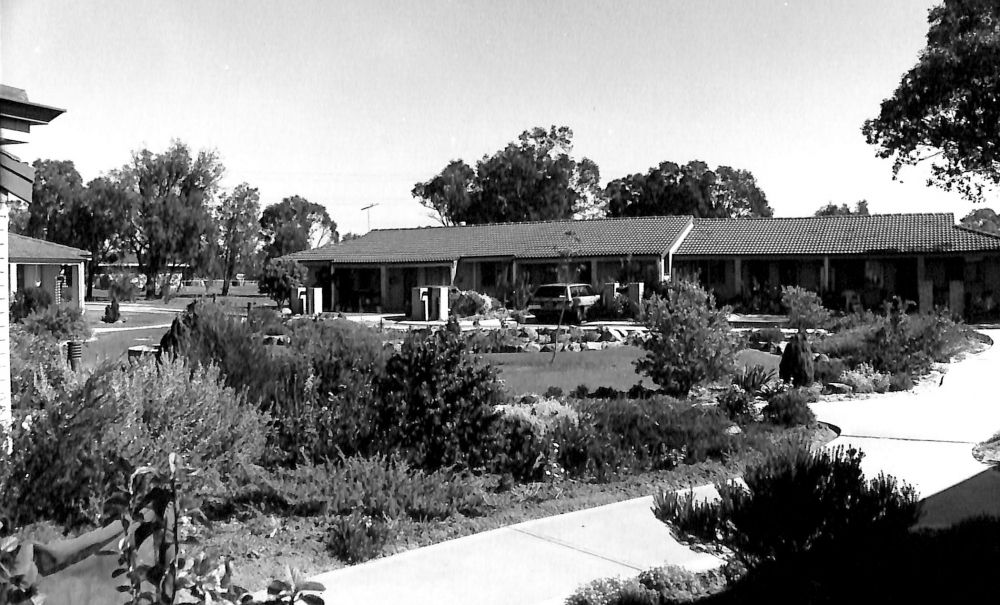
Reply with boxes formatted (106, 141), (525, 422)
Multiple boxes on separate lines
(527, 283), (600, 323)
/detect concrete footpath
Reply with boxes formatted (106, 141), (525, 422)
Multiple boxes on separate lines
(304, 330), (1000, 604)
(309, 488), (722, 605)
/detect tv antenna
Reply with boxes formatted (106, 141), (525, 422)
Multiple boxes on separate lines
(361, 203), (379, 232)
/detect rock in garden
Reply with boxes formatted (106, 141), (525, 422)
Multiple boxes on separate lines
(825, 382), (853, 395)
(521, 326), (539, 340)
(524, 342), (542, 353)
(583, 341), (603, 351)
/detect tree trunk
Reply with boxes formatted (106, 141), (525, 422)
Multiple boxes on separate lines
(221, 260), (232, 297)
(144, 270), (158, 298)
(85, 260), (96, 301)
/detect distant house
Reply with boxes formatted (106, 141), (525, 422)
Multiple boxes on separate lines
(287, 213), (1000, 319)
(8, 234), (89, 310)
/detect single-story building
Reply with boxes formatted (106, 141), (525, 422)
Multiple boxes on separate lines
(8, 234), (89, 310)
(288, 216), (692, 313)
(287, 213), (1000, 319)
(673, 213), (1000, 318)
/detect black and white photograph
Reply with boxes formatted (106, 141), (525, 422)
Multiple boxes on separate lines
(1, 1), (1000, 603)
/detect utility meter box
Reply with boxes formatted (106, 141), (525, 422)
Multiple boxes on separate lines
(411, 287), (430, 320)
(626, 282), (644, 307)
(294, 286), (308, 315)
(427, 286), (450, 321)
(307, 287), (323, 315)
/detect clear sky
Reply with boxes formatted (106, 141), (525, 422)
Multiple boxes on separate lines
(0, 0), (976, 235)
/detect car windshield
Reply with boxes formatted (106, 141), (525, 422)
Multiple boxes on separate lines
(533, 285), (568, 298)
(571, 285), (595, 297)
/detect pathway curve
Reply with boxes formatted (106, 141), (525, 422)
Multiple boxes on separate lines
(811, 329), (1000, 522)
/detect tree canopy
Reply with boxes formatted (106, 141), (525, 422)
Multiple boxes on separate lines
(18, 159), (85, 240)
(412, 126), (603, 224)
(216, 182), (261, 296)
(814, 200), (870, 217)
(72, 176), (134, 299)
(863, 0), (1000, 202)
(18, 160), (132, 299)
(605, 161), (773, 218)
(259, 195), (338, 260)
(120, 140), (225, 296)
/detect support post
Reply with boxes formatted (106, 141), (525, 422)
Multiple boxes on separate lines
(822, 256), (830, 293)
(379, 265), (388, 313)
(590, 258), (599, 288)
(449, 260), (458, 286)
(658, 256), (667, 283)
(733, 258), (743, 297)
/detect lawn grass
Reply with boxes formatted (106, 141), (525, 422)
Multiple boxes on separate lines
(487, 347), (782, 396)
(484, 346), (650, 395)
(82, 327), (169, 370)
(735, 348), (781, 375)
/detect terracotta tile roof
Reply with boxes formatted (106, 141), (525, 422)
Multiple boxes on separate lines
(288, 216), (693, 264)
(675, 213), (1000, 257)
(9, 234), (90, 263)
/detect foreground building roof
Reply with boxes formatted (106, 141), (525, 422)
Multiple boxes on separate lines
(290, 216), (693, 264)
(9, 234), (90, 264)
(675, 213), (1000, 257)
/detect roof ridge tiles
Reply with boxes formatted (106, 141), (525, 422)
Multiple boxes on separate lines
(367, 214), (693, 233)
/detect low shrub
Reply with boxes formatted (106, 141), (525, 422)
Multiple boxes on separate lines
(374, 326), (506, 470)
(247, 306), (286, 334)
(781, 286), (831, 330)
(813, 325), (875, 367)
(813, 357), (847, 386)
(20, 304), (91, 341)
(553, 397), (738, 481)
(326, 511), (394, 564)
(10, 326), (70, 409)
(449, 289), (494, 318)
(216, 456), (488, 521)
(566, 565), (733, 605)
(1, 356), (270, 527)
(543, 385), (564, 398)
(815, 304), (966, 378)
(464, 328), (521, 353)
(489, 414), (554, 482)
(0, 364), (124, 527)
(839, 362), (891, 394)
(637, 280), (738, 397)
(10, 287), (52, 322)
(652, 443), (920, 565)
(762, 388), (817, 427)
(98, 358), (270, 488)
(718, 385), (756, 423)
(778, 332), (814, 387)
(889, 371), (914, 392)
